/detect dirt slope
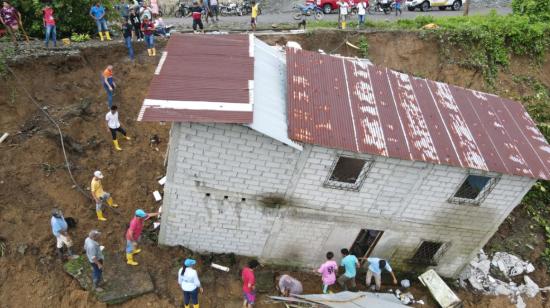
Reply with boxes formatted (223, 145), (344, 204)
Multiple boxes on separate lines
(1, 32), (549, 307)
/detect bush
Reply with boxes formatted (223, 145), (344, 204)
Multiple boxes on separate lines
(512, 0), (550, 21)
(6, 0), (117, 37)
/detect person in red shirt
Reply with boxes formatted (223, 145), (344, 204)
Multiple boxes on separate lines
(188, 1), (204, 33)
(141, 16), (156, 56)
(242, 260), (259, 308)
(125, 209), (159, 266)
(42, 4), (56, 47)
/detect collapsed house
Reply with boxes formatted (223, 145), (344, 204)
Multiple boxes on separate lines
(138, 34), (550, 277)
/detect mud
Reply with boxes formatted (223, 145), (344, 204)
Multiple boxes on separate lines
(1, 31), (549, 307)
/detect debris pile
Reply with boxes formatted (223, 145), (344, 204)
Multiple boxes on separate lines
(459, 250), (539, 307)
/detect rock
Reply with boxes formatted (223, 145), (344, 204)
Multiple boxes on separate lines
(17, 244), (28, 255)
(523, 276), (539, 298)
(525, 263), (535, 274)
(516, 295), (526, 308)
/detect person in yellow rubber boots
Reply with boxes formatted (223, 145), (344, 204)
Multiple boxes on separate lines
(90, 2), (111, 41)
(178, 259), (204, 308)
(106, 105), (130, 151)
(125, 209), (159, 265)
(91, 170), (119, 221)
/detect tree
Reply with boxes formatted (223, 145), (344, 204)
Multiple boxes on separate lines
(463, 0), (469, 16)
(512, 0), (550, 20)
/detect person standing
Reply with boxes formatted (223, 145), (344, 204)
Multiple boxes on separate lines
(210, 0), (219, 22)
(395, 0), (402, 16)
(129, 8), (143, 41)
(242, 260), (259, 308)
(117, 0), (130, 19)
(337, 248), (359, 291)
(84, 230), (105, 292)
(122, 20), (134, 60)
(178, 258), (204, 308)
(91, 170), (119, 222)
(125, 209), (159, 266)
(202, 0), (210, 24)
(0, 1), (21, 46)
(189, 1), (204, 33)
(106, 105), (130, 151)
(141, 16), (156, 56)
(356, 0), (367, 28)
(42, 4), (56, 47)
(102, 65), (116, 109)
(337, 0), (349, 29)
(139, 2), (152, 21)
(51, 208), (76, 260)
(317, 251), (338, 294)
(90, 2), (111, 41)
(250, 1), (258, 32)
(275, 273), (303, 297)
(364, 257), (398, 291)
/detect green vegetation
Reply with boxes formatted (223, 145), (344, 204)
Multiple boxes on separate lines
(357, 37), (369, 58)
(7, 0), (116, 37)
(309, 11), (550, 83)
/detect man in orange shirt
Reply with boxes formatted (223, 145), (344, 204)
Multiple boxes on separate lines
(102, 65), (116, 109)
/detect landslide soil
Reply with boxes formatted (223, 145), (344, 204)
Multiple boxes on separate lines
(1, 31), (549, 308)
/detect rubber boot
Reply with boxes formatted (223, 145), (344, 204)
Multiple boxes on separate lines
(132, 248), (142, 255)
(152, 48), (156, 56)
(106, 197), (119, 208)
(99, 32), (104, 41)
(147, 48), (152, 56)
(96, 210), (107, 221)
(113, 139), (122, 151)
(126, 253), (138, 266)
(184, 305), (190, 308)
(124, 135), (131, 140)
(193, 304), (200, 308)
(105, 31), (112, 41)
(342, 21), (347, 30)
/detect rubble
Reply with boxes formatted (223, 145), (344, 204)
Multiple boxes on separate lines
(460, 250), (540, 307)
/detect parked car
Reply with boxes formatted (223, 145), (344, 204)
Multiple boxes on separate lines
(406, 0), (463, 11)
(309, 0), (356, 14)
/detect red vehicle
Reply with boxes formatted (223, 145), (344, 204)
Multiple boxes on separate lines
(310, 0), (357, 14)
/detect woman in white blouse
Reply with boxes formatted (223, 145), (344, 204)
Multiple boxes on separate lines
(178, 258), (204, 308)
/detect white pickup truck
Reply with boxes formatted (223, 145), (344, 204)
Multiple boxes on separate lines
(406, 0), (463, 11)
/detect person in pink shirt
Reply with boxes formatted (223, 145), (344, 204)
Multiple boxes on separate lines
(242, 259), (259, 308)
(125, 209), (159, 266)
(42, 4), (56, 47)
(317, 251), (338, 294)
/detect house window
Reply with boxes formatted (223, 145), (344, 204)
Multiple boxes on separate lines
(324, 156), (371, 191)
(409, 241), (447, 266)
(448, 174), (498, 205)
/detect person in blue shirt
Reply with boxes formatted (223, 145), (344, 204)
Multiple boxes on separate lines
(89, 2), (111, 41)
(363, 257), (398, 291)
(337, 248), (359, 290)
(50, 208), (76, 259)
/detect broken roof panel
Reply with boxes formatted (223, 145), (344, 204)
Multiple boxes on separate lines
(286, 48), (550, 180)
(138, 34), (254, 123)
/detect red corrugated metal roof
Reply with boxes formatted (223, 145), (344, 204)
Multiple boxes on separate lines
(138, 34), (255, 123)
(286, 48), (550, 180)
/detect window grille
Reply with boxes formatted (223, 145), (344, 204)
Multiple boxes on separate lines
(409, 241), (448, 266)
(448, 174), (499, 205)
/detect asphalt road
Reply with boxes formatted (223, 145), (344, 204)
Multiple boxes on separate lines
(163, 6), (511, 30)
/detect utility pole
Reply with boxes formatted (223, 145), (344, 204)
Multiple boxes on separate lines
(463, 0), (470, 16)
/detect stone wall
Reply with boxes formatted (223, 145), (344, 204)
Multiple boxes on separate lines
(159, 122), (535, 277)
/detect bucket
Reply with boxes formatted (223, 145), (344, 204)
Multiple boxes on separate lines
(62, 38), (71, 46)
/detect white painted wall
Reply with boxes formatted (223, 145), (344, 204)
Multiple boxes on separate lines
(159, 122), (536, 277)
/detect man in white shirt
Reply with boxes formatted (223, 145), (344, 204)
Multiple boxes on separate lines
(357, 0), (367, 27)
(105, 105), (130, 151)
(337, 1), (349, 29)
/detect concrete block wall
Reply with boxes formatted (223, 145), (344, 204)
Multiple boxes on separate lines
(159, 122), (536, 277)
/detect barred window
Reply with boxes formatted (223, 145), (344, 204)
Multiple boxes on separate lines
(410, 241), (447, 266)
(449, 175), (498, 205)
(324, 156), (372, 191)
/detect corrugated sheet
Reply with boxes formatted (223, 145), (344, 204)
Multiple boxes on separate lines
(287, 48), (550, 180)
(138, 34), (254, 123)
(247, 39), (303, 151)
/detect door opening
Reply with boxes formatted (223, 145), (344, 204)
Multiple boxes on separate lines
(350, 229), (384, 259)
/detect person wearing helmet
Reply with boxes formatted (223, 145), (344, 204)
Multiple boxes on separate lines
(125, 209), (159, 265)
(178, 258), (204, 308)
(91, 170), (118, 222)
(51, 208), (76, 260)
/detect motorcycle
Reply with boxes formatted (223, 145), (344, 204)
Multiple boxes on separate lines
(293, 3), (324, 20)
(220, 1), (242, 16)
(368, 0), (393, 14)
(240, 0), (253, 15)
(174, 1), (190, 18)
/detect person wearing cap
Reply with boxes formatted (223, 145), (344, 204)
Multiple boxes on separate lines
(91, 170), (118, 221)
(125, 209), (159, 266)
(105, 105), (130, 151)
(51, 208), (76, 260)
(84, 230), (105, 292)
(178, 258), (203, 308)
